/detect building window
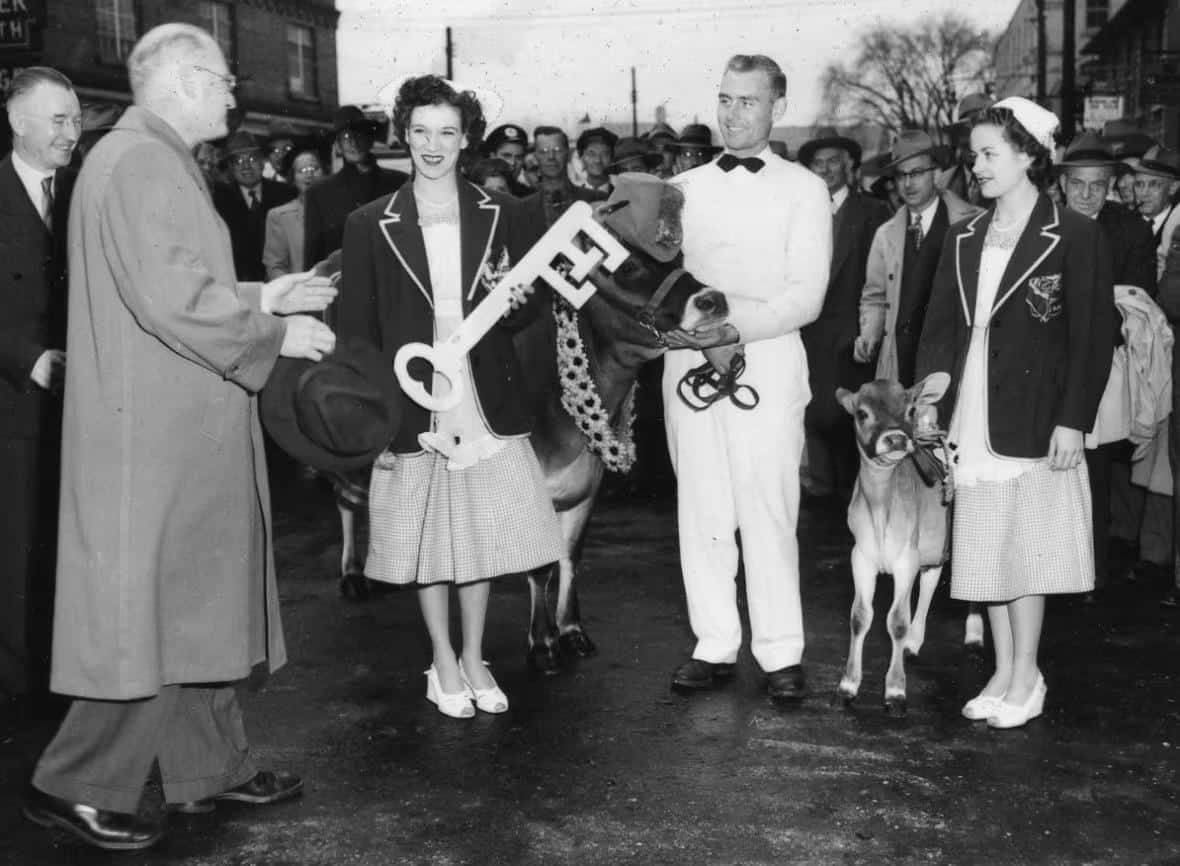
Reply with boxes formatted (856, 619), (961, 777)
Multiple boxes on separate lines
(95, 0), (138, 63)
(1085, 0), (1108, 30)
(198, 1), (235, 63)
(287, 24), (318, 100)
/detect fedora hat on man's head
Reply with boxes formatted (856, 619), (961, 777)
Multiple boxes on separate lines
(883, 130), (948, 174)
(261, 337), (402, 474)
(1057, 131), (1118, 168)
(333, 105), (378, 135)
(798, 127), (862, 168)
(223, 130), (263, 158)
(1135, 145), (1180, 181)
(669, 123), (722, 153)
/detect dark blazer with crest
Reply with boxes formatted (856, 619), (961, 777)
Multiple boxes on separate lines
(802, 190), (891, 431)
(337, 180), (539, 453)
(916, 194), (1115, 458)
(0, 156), (75, 439)
(212, 177), (297, 282)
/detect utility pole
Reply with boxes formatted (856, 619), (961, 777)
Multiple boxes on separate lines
(445, 27), (453, 80)
(1035, 0), (1047, 105)
(630, 67), (638, 137)
(1062, 0), (1077, 140)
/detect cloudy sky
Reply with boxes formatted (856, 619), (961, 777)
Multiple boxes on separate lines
(335, 0), (1020, 132)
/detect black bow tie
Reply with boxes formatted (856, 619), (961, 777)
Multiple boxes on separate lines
(717, 154), (764, 174)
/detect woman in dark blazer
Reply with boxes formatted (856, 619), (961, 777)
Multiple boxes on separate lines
(916, 97), (1115, 730)
(336, 76), (562, 719)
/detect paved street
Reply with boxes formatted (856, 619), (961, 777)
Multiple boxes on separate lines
(1, 469), (1178, 865)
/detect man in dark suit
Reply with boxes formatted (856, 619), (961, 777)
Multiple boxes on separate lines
(0, 67), (79, 699)
(1058, 131), (1158, 599)
(799, 128), (891, 500)
(212, 131), (296, 282)
(302, 105), (408, 272)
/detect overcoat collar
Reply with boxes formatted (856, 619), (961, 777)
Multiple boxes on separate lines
(378, 180), (502, 309)
(953, 193), (1060, 325)
(115, 106), (210, 202)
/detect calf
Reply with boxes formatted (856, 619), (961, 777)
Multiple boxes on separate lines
(834, 373), (968, 717)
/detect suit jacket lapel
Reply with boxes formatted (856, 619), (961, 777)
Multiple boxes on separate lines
(0, 156), (46, 226)
(378, 188), (433, 307)
(459, 182), (501, 304)
(831, 194), (855, 273)
(990, 195), (1060, 316)
(954, 209), (988, 325)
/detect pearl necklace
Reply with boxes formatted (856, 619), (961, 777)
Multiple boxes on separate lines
(416, 194), (459, 227)
(553, 299), (637, 473)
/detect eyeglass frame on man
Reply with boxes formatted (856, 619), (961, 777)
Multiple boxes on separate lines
(193, 65), (238, 93)
(894, 165), (937, 184)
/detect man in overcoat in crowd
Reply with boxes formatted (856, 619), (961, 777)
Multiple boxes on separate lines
(855, 129), (981, 386)
(0, 67), (78, 700)
(213, 130), (296, 281)
(23, 23), (336, 852)
(799, 127), (890, 499)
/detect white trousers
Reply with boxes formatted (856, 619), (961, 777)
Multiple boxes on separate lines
(663, 341), (808, 672)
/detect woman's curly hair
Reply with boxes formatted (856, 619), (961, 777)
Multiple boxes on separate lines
(391, 75), (486, 155)
(971, 107), (1055, 190)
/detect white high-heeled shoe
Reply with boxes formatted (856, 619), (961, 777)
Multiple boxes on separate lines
(425, 666), (475, 719)
(988, 673), (1047, 729)
(458, 660), (509, 714)
(962, 692), (1005, 721)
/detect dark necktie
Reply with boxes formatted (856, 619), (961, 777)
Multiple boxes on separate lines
(908, 210), (924, 252)
(717, 154), (764, 174)
(40, 175), (54, 231)
(248, 189), (261, 213)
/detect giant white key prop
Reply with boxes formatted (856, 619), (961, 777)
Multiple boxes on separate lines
(394, 201), (629, 413)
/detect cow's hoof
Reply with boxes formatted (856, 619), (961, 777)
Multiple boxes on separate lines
(527, 646), (562, 677)
(558, 630), (597, 658)
(884, 697), (908, 719)
(339, 572), (370, 602)
(833, 690), (857, 709)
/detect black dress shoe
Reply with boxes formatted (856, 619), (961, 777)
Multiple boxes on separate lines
(171, 770), (303, 813)
(23, 787), (163, 851)
(671, 658), (736, 691)
(766, 664), (807, 701)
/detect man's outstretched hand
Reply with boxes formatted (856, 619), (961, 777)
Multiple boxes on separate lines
(262, 270), (338, 316)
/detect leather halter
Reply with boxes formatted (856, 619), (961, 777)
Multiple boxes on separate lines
(633, 266), (686, 347)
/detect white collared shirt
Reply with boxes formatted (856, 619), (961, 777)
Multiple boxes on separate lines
(10, 149), (55, 218)
(909, 195), (940, 236)
(830, 184), (849, 214)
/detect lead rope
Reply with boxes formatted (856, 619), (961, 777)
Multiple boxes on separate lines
(676, 352), (760, 412)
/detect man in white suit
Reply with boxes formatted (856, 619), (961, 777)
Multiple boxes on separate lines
(663, 53), (831, 700)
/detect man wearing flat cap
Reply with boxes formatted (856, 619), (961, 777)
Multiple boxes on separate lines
(1056, 131), (1157, 600)
(482, 123), (532, 197)
(855, 129), (981, 386)
(574, 126), (618, 195)
(302, 105), (408, 272)
(212, 130), (297, 282)
(799, 125), (890, 500)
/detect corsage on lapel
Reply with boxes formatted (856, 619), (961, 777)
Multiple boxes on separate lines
(479, 246), (512, 296)
(1026, 273), (1063, 323)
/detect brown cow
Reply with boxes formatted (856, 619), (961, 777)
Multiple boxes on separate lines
(834, 374), (983, 717)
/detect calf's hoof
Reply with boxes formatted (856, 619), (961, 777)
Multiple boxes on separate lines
(527, 645), (562, 677)
(832, 690), (857, 709)
(339, 572), (370, 602)
(884, 696), (908, 719)
(558, 630), (597, 658)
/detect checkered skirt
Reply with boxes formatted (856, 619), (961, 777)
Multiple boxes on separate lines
(365, 438), (565, 586)
(950, 460), (1095, 602)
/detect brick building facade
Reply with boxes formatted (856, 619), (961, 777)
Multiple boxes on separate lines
(0, 0), (339, 140)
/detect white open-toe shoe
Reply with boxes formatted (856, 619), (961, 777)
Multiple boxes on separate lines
(425, 666), (475, 719)
(459, 661), (509, 714)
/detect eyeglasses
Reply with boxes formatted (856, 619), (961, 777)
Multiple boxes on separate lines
(295, 165), (322, 176)
(193, 65), (237, 92)
(536, 146), (566, 157)
(895, 167), (936, 183)
(229, 153), (261, 167)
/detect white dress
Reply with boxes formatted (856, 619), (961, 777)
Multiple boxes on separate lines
(948, 220), (1094, 602)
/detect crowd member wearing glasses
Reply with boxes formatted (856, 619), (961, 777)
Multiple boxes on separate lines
(301, 105), (408, 273)
(212, 130), (296, 281)
(855, 129), (982, 386)
(263, 147), (324, 280)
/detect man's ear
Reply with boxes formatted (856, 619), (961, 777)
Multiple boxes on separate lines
(771, 95), (787, 125)
(7, 109), (25, 137)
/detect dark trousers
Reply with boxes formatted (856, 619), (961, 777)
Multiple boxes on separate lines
(1085, 442), (1119, 588)
(0, 435), (60, 697)
(32, 685), (257, 813)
